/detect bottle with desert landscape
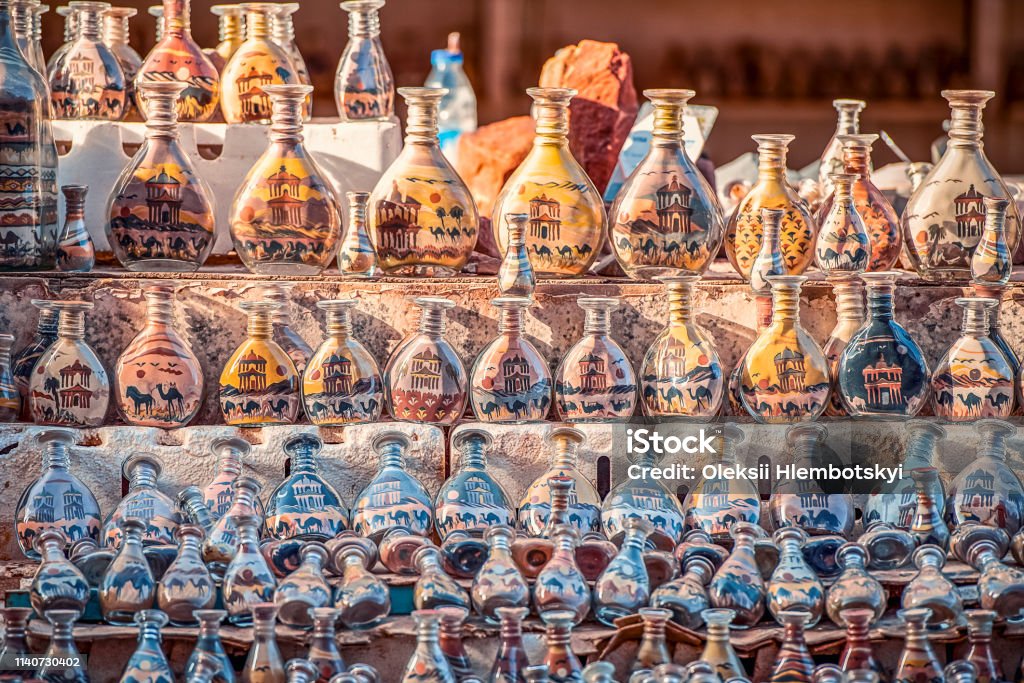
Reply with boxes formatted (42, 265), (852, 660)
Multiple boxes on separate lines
(219, 2), (298, 124)
(48, 1), (127, 120)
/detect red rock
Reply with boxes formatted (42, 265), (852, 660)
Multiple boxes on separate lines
(455, 115), (534, 220)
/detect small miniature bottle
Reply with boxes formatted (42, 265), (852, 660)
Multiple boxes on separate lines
(698, 608), (748, 680)
(242, 603), (286, 683)
(435, 428), (515, 538)
(307, 607), (346, 682)
(815, 173), (870, 275)
(264, 433), (348, 540)
(593, 517), (653, 626)
(220, 2), (298, 123)
(37, 609), (89, 683)
(222, 513), (277, 626)
(205, 475), (263, 570)
(413, 544), (470, 611)
(201, 436), (258, 521)
(823, 274), (865, 416)
(100, 517), (156, 624)
(335, 0), (394, 121)
(186, 609), (235, 683)
(120, 610), (175, 683)
(540, 610), (584, 683)
(384, 296), (468, 425)
(519, 426), (601, 536)
(12, 300), (59, 421)
(333, 545), (390, 630)
(401, 610), (457, 683)
(337, 191), (379, 278)
(965, 536), (1024, 622)
(270, 3), (308, 87)
(650, 555), (714, 630)
(708, 521), (766, 628)
(471, 296), (552, 423)
(534, 525), (591, 624)
(825, 543), (886, 626)
(56, 185), (95, 272)
(101, 452), (181, 547)
(769, 611), (816, 683)
(220, 300), (300, 425)
(894, 608), (943, 683)
(972, 197), (1013, 287)
(49, 0), (127, 119)
(156, 523), (215, 625)
(902, 544), (963, 630)
(29, 300), (110, 427)
(0, 606), (31, 663)
(30, 529), (90, 615)
(350, 431), (433, 541)
(101, 6), (141, 115)
(635, 607), (673, 669)
(818, 99), (866, 197)
(471, 525), (530, 624)
(489, 606), (530, 682)
(909, 467), (950, 549)
(497, 212), (536, 297)
(210, 4), (245, 70)
(767, 527), (825, 627)
(275, 541), (332, 629)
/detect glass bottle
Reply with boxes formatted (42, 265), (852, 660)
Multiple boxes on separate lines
(948, 419), (1023, 532)
(49, 1), (126, 119)
(815, 173), (870, 275)
(555, 296), (636, 421)
(274, 541), (331, 628)
(136, 0), (219, 121)
(739, 275), (830, 422)
(825, 543), (885, 627)
(270, 4), (308, 86)
(910, 467), (950, 549)
(101, 452), (180, 547)
(602, 449), (685, 550)
(101, 6), (141, 116)
(384, 297), (468, 425)
(708, 521), (766, 628)
(902, 544), (963, 630)
(818, 99), (865, 197)
(980, 293), (1019, 405)
(524, 666), (551, 683)
(593, 517), (653, 626)
(823, 275), (864, 416)
(491, 87), (606, 277)
(489, 606), (530, 683)
(437, 606), (474, 682)
(368, 86), (477, 275)
(534, 525), (590, 624)
(37, 609), (89, 683)
(683, 424), (760, 539)
(107, 80), (216, 271)
(220, 300), (300, 425)
(435, 428), (515, 538)
(100, 517), (156, 624)
(10, 0), (42, 76)
(186, 609), (235, 683)
(335, 0), (393, 121)
(519, 426), (602, 536)
(471, 525), (529, 624)
(471, 296), (552, 423)
(209, 4), (244, 70)
(251, 283), (311, 375)
(333, 544), (390, 630)
(972, 197), (1012, 287)
(230, 84), (342, 274)
(264, 433), (348, 540)
(728, 293), (774, 416)
(412, 544), (469, 611)
(337, 191), (379, 278)
(610, 88), (725, 277)
(205, 475), (262, 570)
(634, 607), (673, 669)
(220, 2), (297, 124)
(29, 301), (110, 427)
(56, 184), (95, 272)
(287, 661), (318, 683)
(894, 608), (943, 683)
(699, 608), (747, 680)
(30, 529), (90, 614)
(242, 603), (285, 683)
(146, 4), (162, 42)
(400, 610), (456, 683)
(223, 513), (277, 626)
(725, 134), (816, 280)
(837, 272), (930, 417)
(202, 436), (258, 521)
(307, 607), (345, 683)
(837, 608), (882, 675)
(931, 298), (1014, 421)
(155, 524), (215, 625)
(351, 431), (433, 540)
(859, 521), (916, 571)
(498, 212), (536, 297)
(766, 527), (825, 627)
(769, 611), (815, 683)
(16, 429), (101, 557)
(966, 536), (1024, 621)
(114, 283), (203, 427)
(961, 610), (1003, 683)
(12, 300), (58, 420)
(0, 606), (31, 661)
(540, 609), (584, 683)
(902, 91), (1021, 282)
(650, 555), (713, 629)
(121, 609), (175, 683)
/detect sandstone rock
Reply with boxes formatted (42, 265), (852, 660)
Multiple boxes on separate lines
(455, 115), (534, 220)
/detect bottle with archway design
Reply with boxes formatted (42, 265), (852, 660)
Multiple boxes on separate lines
(609, 88), (724, 278)
(519, 426), (602, 536)
(683, 424), (760, 540)
(264, 434), (349, 540)
(350, 431), (434, 542)
(219, 2), (298, 124)
(947, 419), (1023, 533)
(48, 1), (126, 120)
(491, 87), (606, 277)
(725, 134), (816, 280)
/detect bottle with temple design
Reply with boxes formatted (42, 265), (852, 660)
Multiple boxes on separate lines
(947, 419), (1023, 534)
(863, 420), (946, 529)
(200, 437), (265, 522)
(491, 87), (607, 277)
(257, 282), (312, 375)
(220, 2), (298, 123)
(335, 0), (393, 121)
(49, 1), (126, 119)
(435, 428), (514, 538)
(265, 433), (348, 540)
(351, 431), (433, 542)
(602, 448), (686, 550)
(519, 426), (602, 536)
(818, 99), (866, 198)
(12, 300), (58, 421)
(683, 424), (760, 540)
(101, 453), (181, 547)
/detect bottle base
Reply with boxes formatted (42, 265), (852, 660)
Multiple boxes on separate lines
(125, 260), (202, 273)
(243, 263), (327, 276)
(383, 264), (460, 277)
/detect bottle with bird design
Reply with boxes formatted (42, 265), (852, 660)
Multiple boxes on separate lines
(264, 433), (348, 540)
(401, 610), (457, 683)
(186, 610), (234, 683)
(335, 0), (394, 121)
(220, 2), (298, 123)
(241, 603), (286, 683)
(48, 1), (126, 119)
(818, 99), (865, 198)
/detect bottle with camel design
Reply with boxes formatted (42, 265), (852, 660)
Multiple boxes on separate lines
(350, 430), (434, 542)
(219, 300), (300, 426)
(491, 86), (607, 277)
(106, 80), (216, 272)
(303, 298), (382, 425)
(738, 275), (830, 423)
(555, 296), (636, 421)
(683, 424), (760, 542)
(101, 453), (182, 547)
(264, 433), (349, 541)
(931, 298), (1015, 421)
(219, 2), (299, 124)
(12, 300), (59, 421)
(609, 88), (725, 278)
(29, 300), (110, 427)
(384, 296), (467, 425)
(115, 283), (204, 428)
(519, 426), (602, 537)
(368, 87), (478, 276)
(434, 428), (515, 539)
(335, 0), (394, 121)
(471, 296), (552, 423)
(641, 274), (724, 417)
(56, 185), (95, 272)
(861, 424), (945, 532)
(902, 90), (1021, 282)
(601, 448), (686, 551)
(230, 84), (342, 275)
(836, 272), (929, 417)
(48, 1), (127, 120)
(947, 419), (1024, 534)
(818, 99), (865, 198)
(725, 134), (816, 280)
(815, 173), (870, 275)
(101, 7), (142, 119)
(135, 0), (219, 121)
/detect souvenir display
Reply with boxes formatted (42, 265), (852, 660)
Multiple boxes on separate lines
(101, 452), (181, 547)
(683, 423), (760, 539)
(49, 1), (127, 120)
(264, 433), (348, 540)
(498, 212), (536, 297)
(101, 6), (141, 115)
(818, 99), (865, 197)
(55, 184), (95, 272)
(337, 190), (380, 277)
(335, 0), (393, 121)
(519, 426), (602, 536)
(435, 428), (515, 538)
(350, 430), (433, 541)
(219, 2), (298, 124)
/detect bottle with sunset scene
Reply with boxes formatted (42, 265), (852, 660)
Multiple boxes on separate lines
(220, 2), (298, 123)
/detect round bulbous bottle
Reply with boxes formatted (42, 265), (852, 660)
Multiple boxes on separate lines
(902, 90), (1021, 282)
(641, 274), (724, 417)
(12, 300), (59, 420)
(818, 99), (865, 197)
(101, 452), (181, 547)
(100, 517), (157, 624)
(30, 529), (90, 615)
(471, 296), (552, 423)
(49, 1), (126, 119)
(498, 212), (536, 297)
(368, 87), (478, 276)
(115, 283), (204, 427)
(708, 521), (766, 629)
(435, 428), (515, 538)
(230, 84), (343, 275)
(815, 173), (870, 275)
(220, 2), (298, 123)
(555, 296), (637, 421)
(222, 513), (277, 626)
(767, 527), (825, 627)
(471, 525), (530, 624)
(106, 80), (216, 271)
(136, 0), (220, 121)
(120, 609), (175, 683)
(972, 197), (1013, 287)
(602, 449), (685, 550)
(519, 426), (602, 536)
(825, 543), (886, 626)
(351, 430), (434, 541)
(264, 433), (348, 540)
(902, 544), (963, 630)
(219, 300), (300, 425)
(894, 608), (943, 683)
(335, 0), (394, 121)
(384, 296), (468, 425)
(413, 544), (470, 611)
(609, 88), (725, 278)
(491, 87), (607, 277)
(333, 544), (390, 630)
(534, 525), (591, 625)
(650, 555), (714, 630)
(274, 541), (332, 629)
(593, 517), (653, 626)
(56, 184), (95, 272)
(683, 423), (760, 539)
(948, 419), (1023, 533)
(725, 134), (816, 280)
(337, 191), (379, 278)
(837, 272), (930, 417)
(156, 523), (215, 625)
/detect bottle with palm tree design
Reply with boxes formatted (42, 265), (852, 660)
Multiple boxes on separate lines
(335, 0), (394, 121)
(220, 2), (298, 123)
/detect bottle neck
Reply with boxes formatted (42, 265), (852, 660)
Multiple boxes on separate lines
(547, 485), (572, 528)
(551, 440), (578, 471)
(948, 103), (984, 148)
(583, 307), (611, 335)
(640, 617), (667, 646)
(836, 109), (860, 136)
(968, 618), (994, 644)
(499, 614), (524, 643)
(290, 446), (317, 474)
(667, 282), (694, 327)
(507, 223), (527, 248)
(245, 8), (271, 40)
(866, 282), (895, 322)
(311, 616), (336, 640)
(50, 617), (75, 645)
(488, 534), (513, 556)
(138, 620), (164, 646)
(43, 440), (70, 469)
(197, 617), (222, 640)
(58, 310), (86, 340)
(272, 13), (294, 45)
(705, 619), (731, 643)
(459, 443), (485, 470)
(416, 551), (442, 575)
(300, 553), (325, 574)
(178, 535), (204, 560)
(237, 521), (260, 546)
(144, 94), (181, 140)
(961, 305), (990, 336)
(37, 307), (59, 338)
(64, 192), (86, 222)
(41, 539), (65, 562)
(10, 1), (30, 40)
(544, 622), (572, 647)
(219, 13), (242, 43)
(651, 102), (684, 145)
(144, 291), (174, 327)
(253, 613), (276, 641)
(162, 0), (189, 36)
(102, 14), (130, 45)
(415, 619), (442, 652)
(377, 441), (404, 469)
(347, 6), (380, 38)
(833, 279), (865, 325)
(782, 621), (807, 647)
(270, 95), (306, 144)
(769, 284), (800, 323)
(325, 309), (353, 338)
(77, 6), (101, 41)
(757, 145), (787, 182)
(231, 485), (259, 513)
(834, 181), (855, 206)
(842, 144), (870, 178)
(533, 99), (570, 142)
(217, 448), (244, 477)
(129, 463), (159, 490)
(977, 429), (1008, 461)
(247, 310), (274, 339)
(62, 9), (77, 43)
(405, 100), (440, 145)
(122, 529), (145, 551)
(845, 616), (870, 642)
(498, 306), (525, 335)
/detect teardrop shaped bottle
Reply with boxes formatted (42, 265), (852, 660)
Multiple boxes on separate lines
(335, 0), (394, 121)
(699, 608), (748, 680)
(220, 2), (298, 124)
(241, 603), (286, 682)
(48, 0), (126, 119)
(901, 544), (963, 629)
(894, 608), (943, 683)
(534, 525), (591, 624)
(274, 541), (332, 629)
(401, 610), (457, 683)
(264, 433), (348, 540)
(156, 524), (216, 625)
(971, 197), (1013, 287)
(592, 517), (653, 626)
(12, 300), (59, 420)
(120, 609), (175, 683)
(222, 514), (277, 626)
(766, 527), (825, 626)
(818, 99), (865, 197)
(708, 521), (767, 628)
(825, 543), (886, 626)
(471, 525), (530, 624)
(30, 529), (90, 615)
(350, 431), (434, 541)
(100, 517), (156, 624)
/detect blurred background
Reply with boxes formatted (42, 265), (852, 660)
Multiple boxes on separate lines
(46, 0), (1024, 171)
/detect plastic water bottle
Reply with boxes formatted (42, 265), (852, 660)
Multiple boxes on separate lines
(425, 32), (477, 164)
